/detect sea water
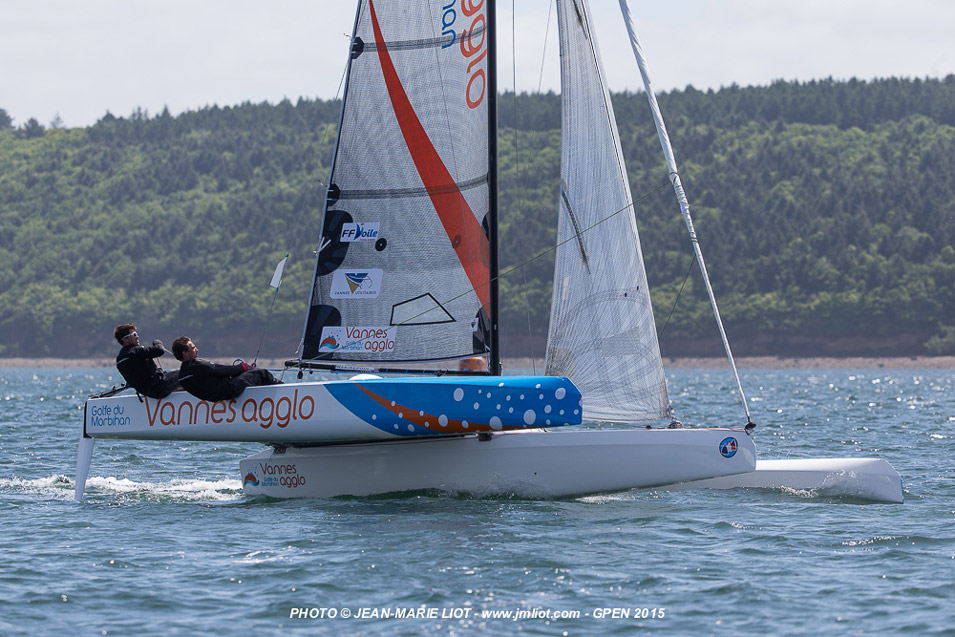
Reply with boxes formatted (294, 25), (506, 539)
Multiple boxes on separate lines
(0, 367), (952, 635)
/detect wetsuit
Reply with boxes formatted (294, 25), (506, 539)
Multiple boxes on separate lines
(178, 359), (282, 402)
(116, 340), (180, 399)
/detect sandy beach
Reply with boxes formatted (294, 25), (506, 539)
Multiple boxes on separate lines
(2, 356), (954, 370)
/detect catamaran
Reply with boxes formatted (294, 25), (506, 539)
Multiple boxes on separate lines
(75, 0), (902, 503)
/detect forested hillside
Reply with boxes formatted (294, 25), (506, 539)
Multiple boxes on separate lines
(2, 76), (954, 358)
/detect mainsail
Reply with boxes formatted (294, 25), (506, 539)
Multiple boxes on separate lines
(545, 0), (670, 422)
(302, 0), (495, 365)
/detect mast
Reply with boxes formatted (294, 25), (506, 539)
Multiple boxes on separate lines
(487, 0), (501, 375)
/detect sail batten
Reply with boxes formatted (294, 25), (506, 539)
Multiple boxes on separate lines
(545, 0), (670, 423)
(333, 174), (489, 201)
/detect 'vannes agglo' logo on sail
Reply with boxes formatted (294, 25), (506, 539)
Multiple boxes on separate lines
(438, 0), (488, 109)
(319, 326), (397, 353)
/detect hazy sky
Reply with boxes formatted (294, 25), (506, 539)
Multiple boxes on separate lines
(3, 0), (954, 129)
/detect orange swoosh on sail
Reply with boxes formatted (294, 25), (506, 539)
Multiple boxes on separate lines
(368, 0), (490, 312)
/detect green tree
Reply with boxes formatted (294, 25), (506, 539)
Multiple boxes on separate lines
(2, 79), (955, 357)
(21, 117), (45, 138)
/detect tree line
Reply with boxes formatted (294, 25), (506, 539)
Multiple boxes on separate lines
(1, 76), (954, 358)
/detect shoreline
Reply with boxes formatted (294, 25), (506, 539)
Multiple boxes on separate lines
(2, 355), (954, 370)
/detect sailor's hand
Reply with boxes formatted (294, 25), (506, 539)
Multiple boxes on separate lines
(153, 339), (164, 348)
(240, 362), (252, 372)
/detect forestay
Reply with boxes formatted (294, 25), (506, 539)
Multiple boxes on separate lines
(302, 0), (494, 365)
(545, 0), (670, 422)
(618, 0), (752, 423)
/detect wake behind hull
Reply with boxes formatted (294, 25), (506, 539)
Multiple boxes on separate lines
(239, 428), (757, 498)
(657, 458), (904, 503)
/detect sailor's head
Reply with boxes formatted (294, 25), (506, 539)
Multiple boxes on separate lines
(115, 323), (139, 346)
(172, 336), (198, 361)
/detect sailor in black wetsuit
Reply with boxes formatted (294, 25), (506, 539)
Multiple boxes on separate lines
(114, 323), (180, 398)
(171, 336), (282, 402)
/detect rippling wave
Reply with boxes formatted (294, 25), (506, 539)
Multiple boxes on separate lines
(0, 367), (951, 634)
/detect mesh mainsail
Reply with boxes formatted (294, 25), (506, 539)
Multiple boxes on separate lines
(545, 0), (670, 422)
(302, 1), (493, 364)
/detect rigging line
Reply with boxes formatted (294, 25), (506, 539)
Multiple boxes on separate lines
(252, 117), (329, 366)
(394, 180), (671, 331)
(512, 0), (538, 375)
(312, 43), (351, 192)
(298, 6), (364, 365)
(335, 34), (350, 99)
(537, 0), (554, 93)
(619, 0), (751, 424)
(252, 176), (315, 366)
(314, 179), (671, 358)
(658, 254), (695, 339)
(253, 278), (284, 367)
(491, 180), (668, 290)
(253, 50), (349, 367)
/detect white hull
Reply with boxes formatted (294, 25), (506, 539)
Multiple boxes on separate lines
(657, 457), (904, 503)
(238, 427), (757, 498)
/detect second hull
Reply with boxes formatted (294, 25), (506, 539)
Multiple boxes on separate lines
(239, 427), (757, 498)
